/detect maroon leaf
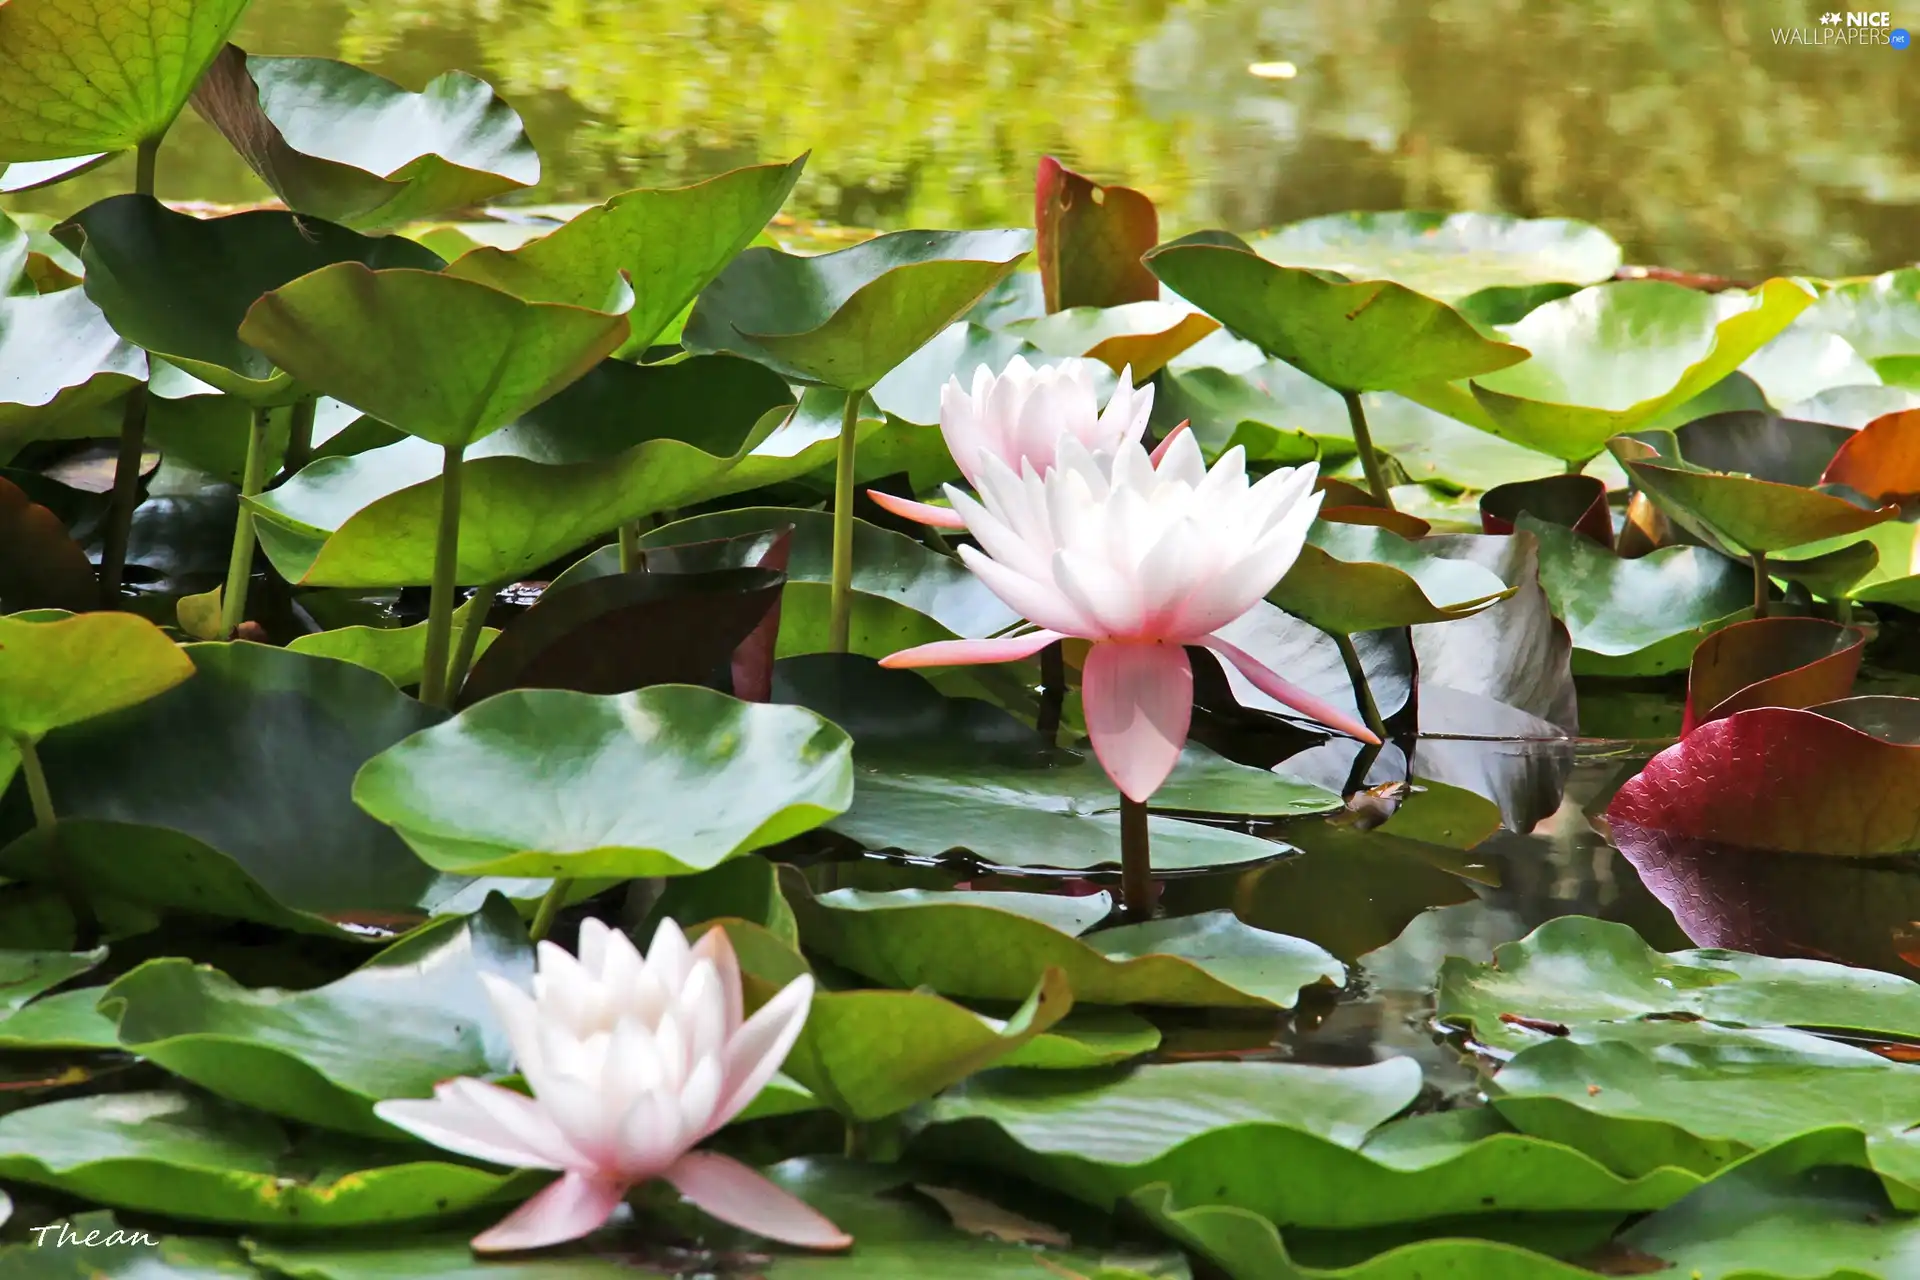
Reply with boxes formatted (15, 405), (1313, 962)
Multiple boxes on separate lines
(1480, 474), (1613, 549)
(1681, 615), (1863, 736)
(0, 475), (97, 611)
(1820, 408), (1920, 505)
(633, 525), (793, 703)
(1034, 156), (1159, 313)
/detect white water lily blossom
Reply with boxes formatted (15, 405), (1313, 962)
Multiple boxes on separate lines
(882, 432), (1381, 802)
(868, 356), (1171, 528)
(374, 918), (849, 1255)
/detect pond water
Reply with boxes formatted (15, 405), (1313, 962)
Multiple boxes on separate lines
(9, 0), (1920, 278)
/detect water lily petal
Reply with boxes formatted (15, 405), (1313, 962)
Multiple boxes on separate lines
(716, 974), (816, 1128)
(1202, 634), (1381, 744)
(880, 629), (1066, 670)
(692, 925), (745, 1036)
(1148, 419), (1190, 469)
(1082, 641), (1193, 803)
(374, 1077), (577, 1171)
(864, 489), (969, 529)
(471, 1170), (629, 1254)
(665, 1151), (853, 1250)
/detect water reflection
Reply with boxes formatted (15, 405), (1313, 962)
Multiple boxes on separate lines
(10, 1), (1918, 276)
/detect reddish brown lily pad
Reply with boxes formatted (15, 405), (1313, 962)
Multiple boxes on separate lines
(1480, 473), (1613, 548)
(1034, 156), (1158, 313)
(1317, 477), (1432, 538)
(0, 475), (95, 612)
(1609, 698), (1920, 856)
(1821, 408), (1920, 505)
(1681, 615), (1864, 735)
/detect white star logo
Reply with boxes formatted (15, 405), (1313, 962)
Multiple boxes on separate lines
(1821, 11), (1842, 22)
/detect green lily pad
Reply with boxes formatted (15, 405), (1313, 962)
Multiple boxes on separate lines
(0, 985), (119, 1049)
(709, 917), (1076, 1121)
(1271, 522), (1514, 634)
(246, 1158), (1190, 1279)
(1035, 156), (1160, 312)
(1520, 515), (1752, 676)
(239, 266), (631, 448)
(1738, 322), (1882, 408)
(0, 643), (521, 935)
(0, 285), (147, 459)
(0, 153), (112, 196)
(100, 894), (531, 1137)
(0, 0), (250, 161)
(0, 610), (192, 790)
(1490, 1021), (1920, 1181)
(786, 877), (1343, 1010)
(773, 654), (1332, 871)
(1250, 211), (1622, 303)
(920, 1059), (1699, 1230)
(1006, 302), (1220, 379)
(1801, 266), (1920, 384)
(248, 357), (796, 586)
(1144, 232), (1527, 395)
(1438, 916), (1920, 1056)
(1613, 414), (1896, 554)
(0, 1090), (534, 1228)
(287, 600), (500, 689)
(0, 1214), (260, 1278)
(68, 196), (444, 404)
(1439, 279), (1817, 465)
(685, 228), (1033, 390)
(352, 685), (853, 879)
(189, 47), (539, 234)
(0, 946), (103, 1017)
(448, 157), (805, 355)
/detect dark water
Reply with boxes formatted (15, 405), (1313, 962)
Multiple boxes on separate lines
(8, 0), (1920, 277)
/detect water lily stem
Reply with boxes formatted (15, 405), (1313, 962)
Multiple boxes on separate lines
(828, 391), (861, 651)
(1564, 457), (1585, 475)
(281, 395), (318, 479)
(418, 444), (467, 708)
(618, 523), (642, 574)
(1037, 640), (1065, 743)
(1332, 631), (1387, 741)
(98, 137), (165, 608)
(1341, 390), (1394, 511)
(1119, 795), (1154, 921)
(444, 583), (499, 703)
(13, 734), (55, 832)
(218, 405), (275, 638)
(1750, 551), (1770, 620)
(530, 878), (570, 942)
(1838, 596), (1855, 625)
(12, 734), (93, 947)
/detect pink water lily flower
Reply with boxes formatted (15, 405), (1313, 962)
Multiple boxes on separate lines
(869, 356), (1166, 529)
(374, 918), (849, 1255)
(882, 433), (1381, 802)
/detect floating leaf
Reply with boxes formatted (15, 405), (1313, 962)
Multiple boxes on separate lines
(1521, 515), (1750, 677)
(1683, 616), (1863, 734)
(773, 654), (1333, 871)
(0, 643), (509, 934)
(457, 568), (783, 707)
(1035, 156), (1159, 312)
(1801, 266), (1920, 384)
(0, 474), (95, 611)
(352, 686), (853, 879)
(1822, 408), (1920, 504)
(248, 357), (795, 586)
(190, 46), (539, 234)
(684, 229), (1032, 390)
(1613, 413), (1896, 555)
(786, 879), (1343, 1010)
(286, 598), (499, 689)
(0, 0), (250, 161)
(0, 1090), (534, 1227)
(1440, 279), (1816, 465)
(0, 286), (146, 459)
(1144, 232), (1528, 394)
(239, 266), (631, 448)
(102, 896), (531, 1137)
(448, 156), (805, 354)
(1008, 301), (1217, 378)
(1607, 698), (1920, 857)
(68, 196), (444, 403)
(1479, 473), (1612, 547)
(1250, 211), (1622, 303)
(1269, 522), (1514, 634)
(921, 1059), (1697, 1230)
